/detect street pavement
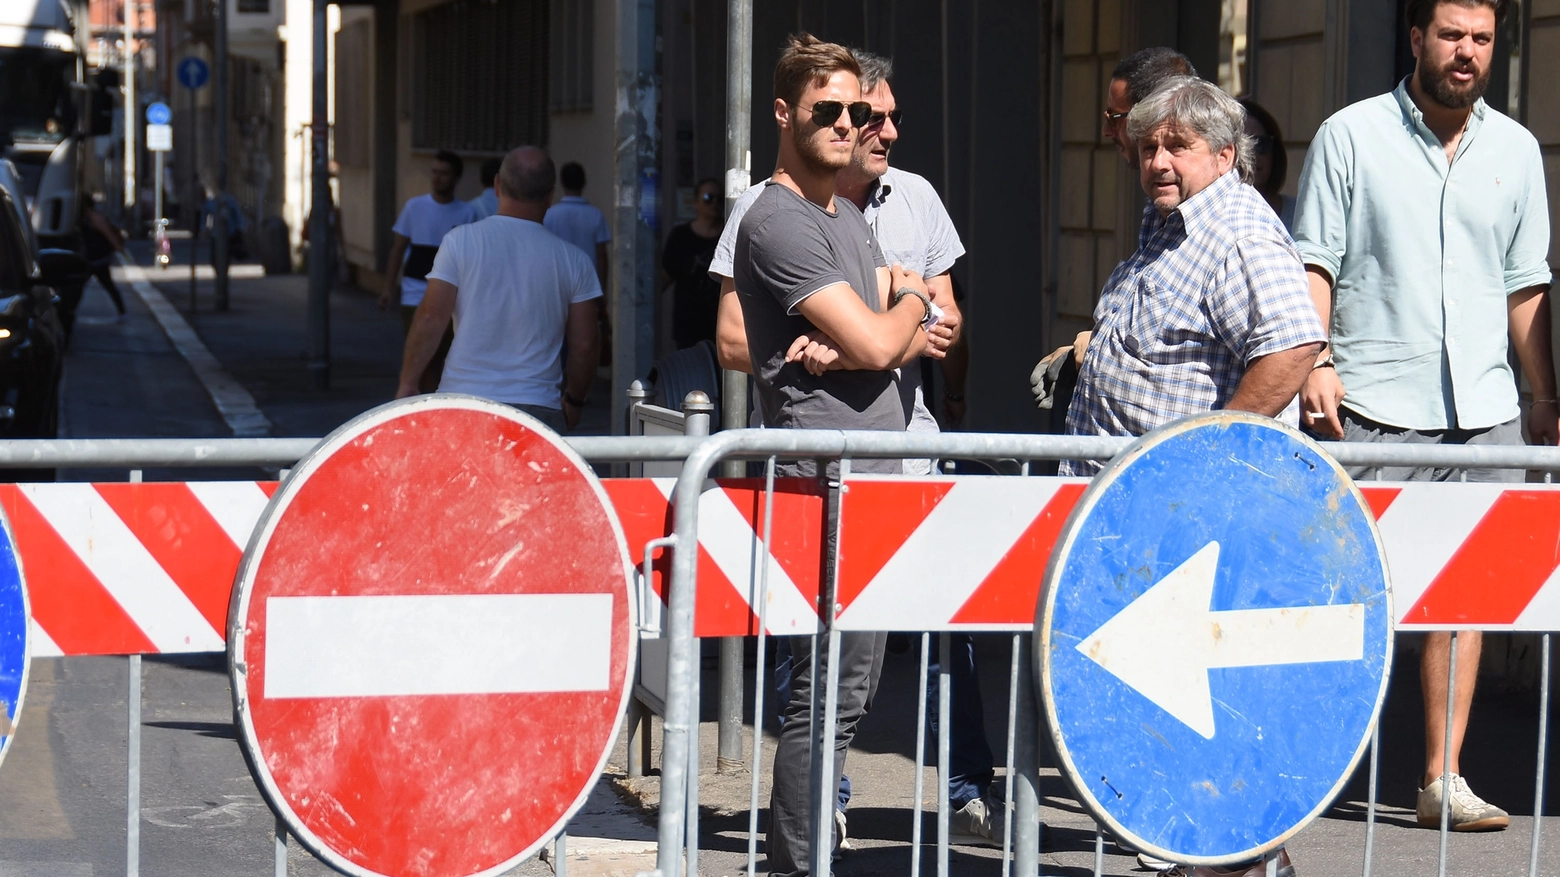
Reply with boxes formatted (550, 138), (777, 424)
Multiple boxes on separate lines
(3, 245), (1559, 876)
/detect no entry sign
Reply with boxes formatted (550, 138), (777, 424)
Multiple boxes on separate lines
(229, 396), (636, 877)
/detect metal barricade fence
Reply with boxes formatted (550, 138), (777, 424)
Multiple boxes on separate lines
(3, 431), (1560, 877)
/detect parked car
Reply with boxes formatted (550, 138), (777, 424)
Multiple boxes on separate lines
(0, 156), (80, 447)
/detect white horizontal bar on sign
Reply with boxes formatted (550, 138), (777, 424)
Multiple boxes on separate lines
(264, 593), (614, 699)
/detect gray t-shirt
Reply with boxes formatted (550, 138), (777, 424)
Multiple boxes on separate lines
(733, 183), (904, 474)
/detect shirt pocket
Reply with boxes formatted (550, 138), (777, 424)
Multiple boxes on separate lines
(1121, 273), (1211, 363)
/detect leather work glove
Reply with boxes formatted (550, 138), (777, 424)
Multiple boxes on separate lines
(1030, 345), (1077, 411)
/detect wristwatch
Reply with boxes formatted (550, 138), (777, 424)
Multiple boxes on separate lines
(892, 286), (933, 327)
(1314, 353), (1335, 369)
(563, 391), (587, 408)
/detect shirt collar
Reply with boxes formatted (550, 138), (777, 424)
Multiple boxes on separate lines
(561, 195), (589, 203)
(1140, 168), (1240, 241)
(1393, 76), (1486, 148)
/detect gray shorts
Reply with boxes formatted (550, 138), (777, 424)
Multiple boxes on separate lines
(1341, 407), (1523, 483)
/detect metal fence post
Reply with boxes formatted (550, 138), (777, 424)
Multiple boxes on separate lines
(274, 816), (287, 877)
(126, 654), (141, 877)
(1013, 633), (1041, 877)
(127, 467), (142, 877)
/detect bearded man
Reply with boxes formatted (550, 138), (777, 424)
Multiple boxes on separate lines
(1293, 0), (1554, 832)
(734, 33), (933, 877)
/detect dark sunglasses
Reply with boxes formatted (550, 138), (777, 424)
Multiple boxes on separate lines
(797, 100), (873, 128)
(1252, 135), (1278, 155)
(698, 191), (719, 204)
(867, 109), (903, 128)
(1102, 109), (1129, 126)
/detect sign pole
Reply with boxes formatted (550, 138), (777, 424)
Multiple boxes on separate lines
(123, 0), (136, 226)
(213, 0), (230, 312)
(153, 150), (163, 226)
(306, 0), (331, 389)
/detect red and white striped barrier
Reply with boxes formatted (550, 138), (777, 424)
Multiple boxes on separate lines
(5, 477), (1560, 655)
(0, 482), (276, 656)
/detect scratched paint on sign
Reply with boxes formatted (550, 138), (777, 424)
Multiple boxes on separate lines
(1040, 412), (1392, 867)
(231, 397), (635, 877)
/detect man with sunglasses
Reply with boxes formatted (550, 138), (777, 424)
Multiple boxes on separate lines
(711, 48), (1000, 853)
(731, 34), (935, 877)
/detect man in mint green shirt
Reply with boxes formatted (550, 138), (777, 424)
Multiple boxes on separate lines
(1293, 0), (1554, 836)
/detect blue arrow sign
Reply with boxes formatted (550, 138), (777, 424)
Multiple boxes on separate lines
(1039, 412), (1392, 867)
(146, 101), (172, 126)
(177, 57), (210, 90)
(0, 509), (29, 771)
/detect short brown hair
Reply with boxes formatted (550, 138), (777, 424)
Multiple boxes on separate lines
(772, 33), (861, 108)
(1405, 0), (1507, 32)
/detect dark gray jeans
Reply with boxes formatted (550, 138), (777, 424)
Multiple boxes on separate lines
(767, 631), (887, 877)
(510, 403), (567, 433)
(1341, 407), (1523, 483)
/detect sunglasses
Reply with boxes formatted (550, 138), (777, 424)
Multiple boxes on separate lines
(1252, 135), (1278, 155)
(698, 192), (719, 204)
(796, 100), (873, 128)
(1102, 109), (1129, 127)
(867, 109), (903, 128)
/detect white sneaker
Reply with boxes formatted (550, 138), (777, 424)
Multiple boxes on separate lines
(1138, 852), (1174, 870)
(1416, 773), (1509, 831)
(949, 792), (1007, 846)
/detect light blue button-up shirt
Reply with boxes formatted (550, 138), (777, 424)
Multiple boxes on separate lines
(1293, 79), (1553, 432)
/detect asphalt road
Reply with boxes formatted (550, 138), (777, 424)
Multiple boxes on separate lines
(0, 259), (556, 876)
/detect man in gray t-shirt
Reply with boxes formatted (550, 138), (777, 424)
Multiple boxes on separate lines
(734, 183), (906, 474)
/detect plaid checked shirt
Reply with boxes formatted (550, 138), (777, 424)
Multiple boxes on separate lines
(1061, 170), (1326, 475)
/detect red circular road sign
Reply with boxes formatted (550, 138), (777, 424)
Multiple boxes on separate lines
(229, 396), (637, 877)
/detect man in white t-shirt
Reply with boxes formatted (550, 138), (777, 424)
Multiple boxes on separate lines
(397, 147), (602, 432)
(380, 150), (481, 392)
(468, 157), (501, 219)
(544, 162), (611, 286)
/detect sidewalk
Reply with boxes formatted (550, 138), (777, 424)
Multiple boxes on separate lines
(122, 240), (612, 440)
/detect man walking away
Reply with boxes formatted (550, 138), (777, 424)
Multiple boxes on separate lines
(380, 150), (480, 393)
(738, 34), (933, 877)
(81, 196), (127, 321)
(395, 147), (600, 433)
(1294, 0), (1553, 833)
(545, 162), (611, 288)
(469, 157), (501, 219)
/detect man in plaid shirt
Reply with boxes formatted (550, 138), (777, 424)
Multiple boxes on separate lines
(1059, 76), (1326, 478)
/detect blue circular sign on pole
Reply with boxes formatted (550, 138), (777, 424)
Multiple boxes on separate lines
(0, 508), (29, 771)
(146, 101), (172, 126)
(1038, 411), (1392, 867)
(177, 57), (210, 90)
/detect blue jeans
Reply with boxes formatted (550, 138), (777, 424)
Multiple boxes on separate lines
(775, 633), (994, 810)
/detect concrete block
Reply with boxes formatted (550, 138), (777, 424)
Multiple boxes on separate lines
(1528, 25), (1560, 145)
(1064, 0), (1095, 55)
(1092, 148), (1120, 232)
(1061, 146), (1092, 229)
(1257, 0), (1324, 41)
(1062, 59), (1102, 143)
(1096, 233), (1123, 296)
(1098, 0), (1121, 54)
(1535, 0), (1560, 19)
(1058, 232), (1098, 318)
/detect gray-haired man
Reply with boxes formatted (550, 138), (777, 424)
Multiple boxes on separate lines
(1065, 77), (1325, 877)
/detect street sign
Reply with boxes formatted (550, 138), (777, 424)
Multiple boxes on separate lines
(176, 57), (209, 90)
(145, 124), (172, 152)
(145, 101), (172, 125)
(1038, 411), (1392, 867)
(229, 396), (637, 877)
(0, 508), (28, 771)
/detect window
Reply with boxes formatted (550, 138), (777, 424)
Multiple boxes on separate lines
(550, 0), (593, 112)
(411, 0), (549, 153)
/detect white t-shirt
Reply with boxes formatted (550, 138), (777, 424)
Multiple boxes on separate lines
(543, 195), (611, 260)
(392, 194), (481, 306)
(427, 216), (604, 408)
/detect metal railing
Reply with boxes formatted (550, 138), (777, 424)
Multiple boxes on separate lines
(4, 431), (1560, 877)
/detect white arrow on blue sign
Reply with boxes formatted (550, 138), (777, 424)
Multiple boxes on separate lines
(0, 509), (29, 771)
(177, 57), (209, 90)
(146, 101), (172, 126)
(1038, 411), (1392, 868)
